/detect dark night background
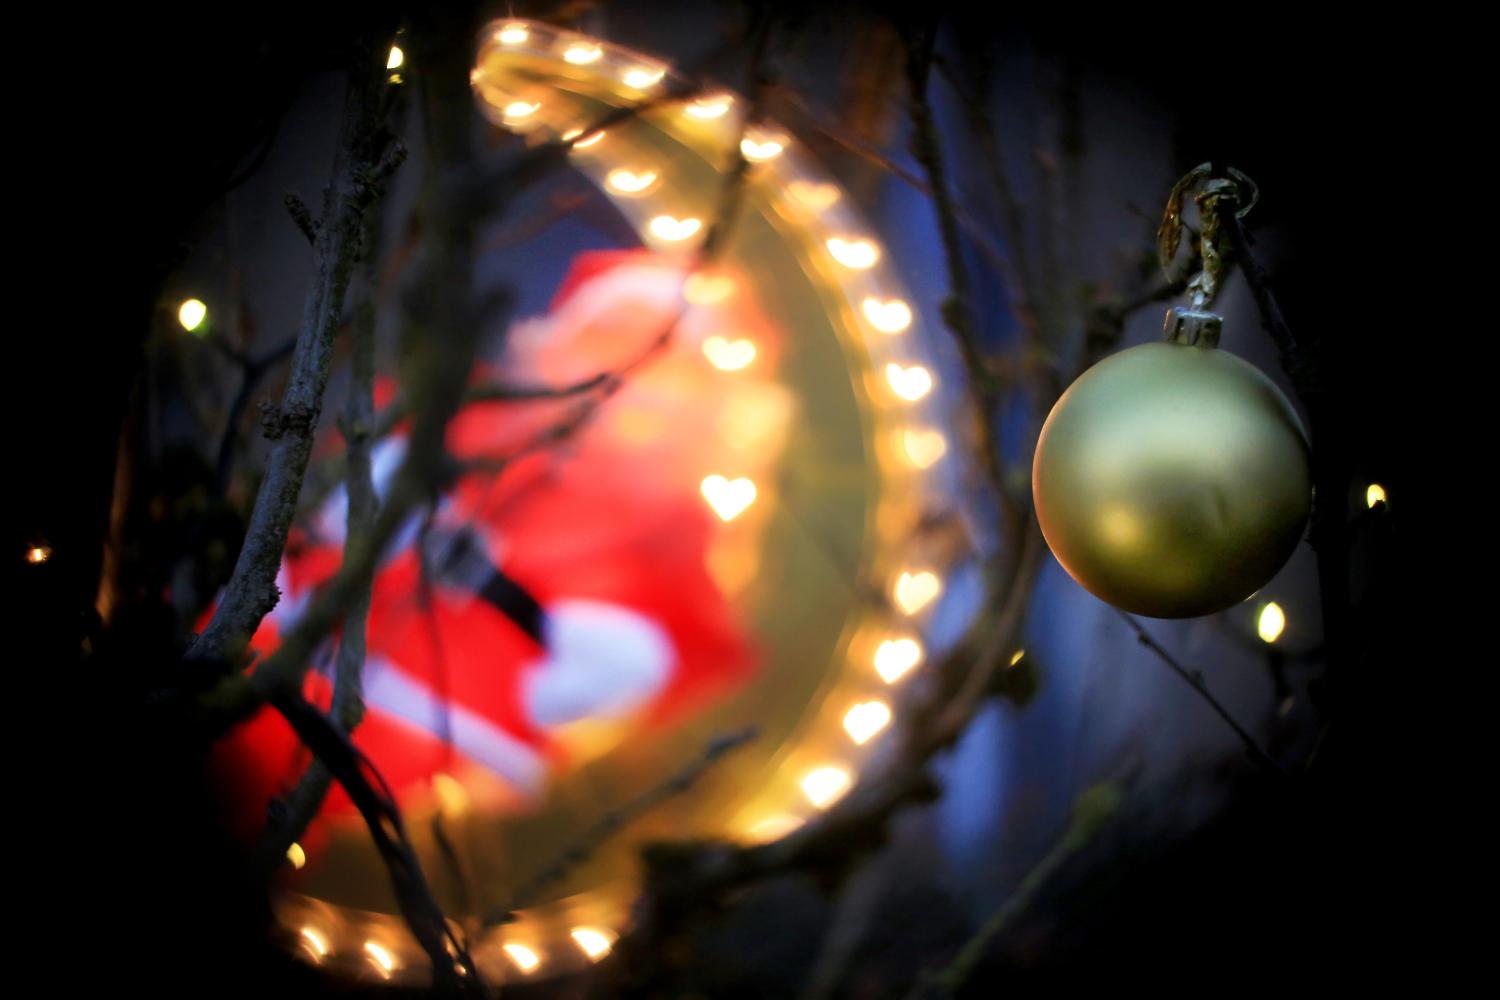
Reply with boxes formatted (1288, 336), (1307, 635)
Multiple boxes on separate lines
(15, 2), (1431, 993)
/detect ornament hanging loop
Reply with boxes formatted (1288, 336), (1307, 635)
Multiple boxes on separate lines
(1156, 163), (1259, 309)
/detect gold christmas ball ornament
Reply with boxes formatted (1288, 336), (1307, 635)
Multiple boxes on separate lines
(1032, 309), (1311, 618)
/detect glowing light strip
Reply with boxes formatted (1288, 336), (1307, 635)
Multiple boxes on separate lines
(271, 19), (970, 979)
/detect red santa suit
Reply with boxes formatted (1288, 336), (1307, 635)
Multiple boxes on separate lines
(211, 250), (791, 853)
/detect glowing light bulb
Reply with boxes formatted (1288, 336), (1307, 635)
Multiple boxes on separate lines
(902, 428), (946, 469)
(862, 297), (913, 334)
(562, 128), (605, 149)
(740, 134), (785, 161)
(300, 927), (329, 960)
(649, 215), (702, 242)
(623, 66), (665, 88)
(1257, 602), (1286, 643)
(605, 168), (658, 194)
(563, 42), (602, 65)
(702, 336), (757, 371)
(787, 179), (839, 211)
(25, 545), (51, 565)
(1009, 649), (1025, 666)
(874, 637), (923, 683)
(685, 94), (733, 119)
(503, 943), (541, 973)
(177, 298), (207, 333)
(826, 237), (879, 269)
(894, 570), (941, 614)
(801, 765), (853, 808)
(496, 24), (530, 46)
(570, 927), (615, 961)
(502, 101), (539, 122)
(1366, 483), (1387, 508)
(364, 941), (396, 975)
(387, 46), (404, 70)
(700, 475), (756, 521)
(431, 773), (469, 818)
(886, 363), (933, 401)
(746, 814), (803, 842)
(285, 842), (306, 869)
(843, 701), (892, 745)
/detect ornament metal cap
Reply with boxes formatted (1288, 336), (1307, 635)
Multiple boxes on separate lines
(1163, 307), (1222, 347)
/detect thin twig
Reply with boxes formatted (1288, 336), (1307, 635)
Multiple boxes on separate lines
(905, 15), (1015, 530)
(214, 335), (300, 490)
(270, 690), (484, 994)
(936, 47), (1043, 341)
(1216, 196), (1318, 400)
(771, 82), (931, 191)
(1114, 610), (1287, 776)
(907, 781), (1125, 999)
(496, 727), (759, 920)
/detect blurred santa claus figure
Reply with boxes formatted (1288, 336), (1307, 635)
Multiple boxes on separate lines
(212, 249), (794, 854)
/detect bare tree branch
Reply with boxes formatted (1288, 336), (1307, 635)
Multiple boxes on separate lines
(191, 27), (401, 668)
(257, 178), (386, 872)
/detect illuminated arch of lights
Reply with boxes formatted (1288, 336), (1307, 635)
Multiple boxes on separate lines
(275, 19), (971, 984)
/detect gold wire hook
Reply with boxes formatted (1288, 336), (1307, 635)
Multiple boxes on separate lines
(1157, 163), (1259, 306)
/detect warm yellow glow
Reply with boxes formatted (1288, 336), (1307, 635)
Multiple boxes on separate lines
(605, 168), (658, 194)
(285, 842), (306, 869)
(874, 637), (923, 683)
(787, 179), (840, 211)
(700, 475), (757, 521)
(862, 297), (913, 334)
(746, 814), (803, 842)
(716, 390), (789, 451)
(740, 135), (785, 161)
(387, 46), (404, 70)
(431, 772), (469, 818)
(1366, 483), (1387, 508)
(702, 336), (757, 371)
(497, 24), (530, 46)
(826, 237), (879, 269)
(683, 272), (735, 305)
(300, 927), (329, 960)
(561, 128), (606, 149)
(1257, 602), (1286, 643)
(1097, 505), (1143, 548)
(894, 570), (941, 614)
(503, 943), (541, 973)
(177, 298), (207, 332)
(25, 545), (50, 565)
(364, 941), (396, 974)
(706, 536), (761, 593)
(843, 701), (892, 745)
(503, 100), (540, 121)
(623, 66), (666, 88)
(902, 428), (947, 469)
(801, 765), (853, 808)
(1009, 649), (1025, 666)
(570, 927), (616, 961)
(649, 215), (702, 242)
(685, 94), (733, 119)
(886, 363), (933, 402)
(563, 42), (603, 64)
